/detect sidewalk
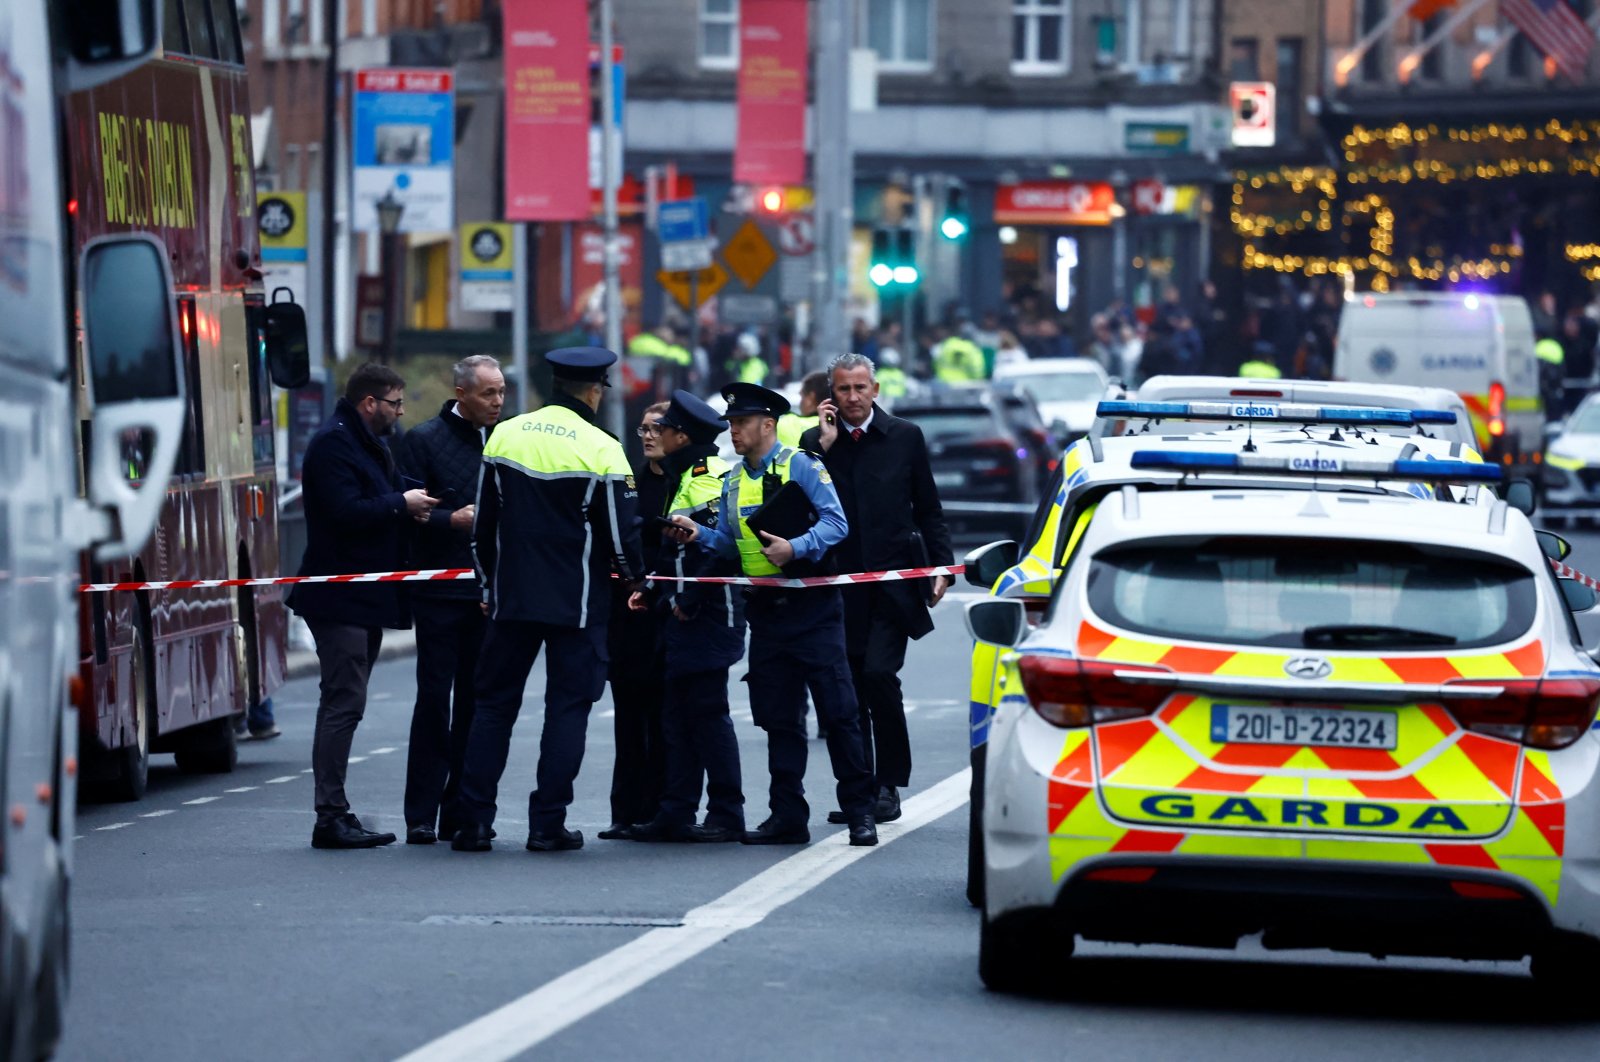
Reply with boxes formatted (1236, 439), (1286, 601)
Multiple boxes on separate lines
(284, 628), (417, 681)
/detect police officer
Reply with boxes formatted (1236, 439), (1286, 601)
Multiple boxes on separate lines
(625, 391), (747, 843)
(668, 383), (878, 847)
(450, 348), (644, 853)
(776, 372), (828, 449)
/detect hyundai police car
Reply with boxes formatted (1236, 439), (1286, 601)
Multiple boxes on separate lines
(967, 452), (1600, 993)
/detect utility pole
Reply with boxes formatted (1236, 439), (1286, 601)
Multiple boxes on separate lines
(320, 0), (339, 373)
(598, 0), (625, 437)
(811, 0), (852, 371)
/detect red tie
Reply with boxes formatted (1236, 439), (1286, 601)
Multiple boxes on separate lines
(850, 428), (863, 442)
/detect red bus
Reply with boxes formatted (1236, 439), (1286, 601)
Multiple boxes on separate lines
(65, 0), (294, 799)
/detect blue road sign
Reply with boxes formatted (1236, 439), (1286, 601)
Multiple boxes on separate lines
(658, 198), (709, 245)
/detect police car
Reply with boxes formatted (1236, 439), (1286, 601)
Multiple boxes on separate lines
(1541, 393), (1600, 527)
(966, 452), (1600, 993)
(960, 402), (1507, 906)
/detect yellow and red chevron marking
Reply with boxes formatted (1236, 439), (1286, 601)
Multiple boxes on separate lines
(1461, 393), (1493, 452)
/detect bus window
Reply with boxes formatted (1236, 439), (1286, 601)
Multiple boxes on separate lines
(180, 0), (218, 59)
(212, 0), (243, 64)
(175, 297), (206, 476)
(244, 300), (274, 468)
(162, 0), (187, 54)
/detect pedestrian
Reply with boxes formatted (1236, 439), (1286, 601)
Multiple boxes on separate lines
(598, 400), (672, 840)
(393, 354), (505, 845)
(625, 390), (747, 843)
(449, 347), (644, 853)
(777, 371), (828, 448)
(803, 354), (952, 824)
(734, 332), (768, 385)
(667, 383), (878, 847)
(290, 363), (438, 849)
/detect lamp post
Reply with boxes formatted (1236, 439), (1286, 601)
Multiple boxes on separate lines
(1108, 169), (1130, 307)
(375, 191), (405, 366)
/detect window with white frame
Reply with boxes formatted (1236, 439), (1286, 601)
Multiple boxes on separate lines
(700, 0), (739, 69)
(1012, 0), (1068, 73)
(864, 0), (934, 71)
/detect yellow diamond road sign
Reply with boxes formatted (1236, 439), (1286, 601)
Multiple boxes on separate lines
(657, 262), (729, 310)
(722, 220), (778, 289)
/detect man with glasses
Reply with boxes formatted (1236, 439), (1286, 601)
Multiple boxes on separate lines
(290, 363), (439, 849)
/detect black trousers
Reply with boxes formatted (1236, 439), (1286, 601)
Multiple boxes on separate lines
(845, 589), (913, 789)
(307, 621), (383, 821)
(607, 608), (666, 825)
(657, 665), (745, 829)
(745, 589), (875, 825)
(404, 597), (487, 833)
(454, 618), (608, 833)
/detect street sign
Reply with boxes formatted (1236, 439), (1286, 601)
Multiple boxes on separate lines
(661, 238), (714, 272)
(460, 222), (515, 312)
(657, 197), (710, 244)
(258, 191), (310, 318)
(352, 68), (456, 233)
(657, 263), (728, 310)
(1124, 121), (1190, 155)
(721, 293), (779, 326)
(778, 214), (815, 256)
(722, 219), (779, 289)
(1230, 81), (1276, 148)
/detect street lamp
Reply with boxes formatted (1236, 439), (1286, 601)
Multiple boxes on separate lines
(1108, 169), (1130, 306)
(375, 191), (405, 366)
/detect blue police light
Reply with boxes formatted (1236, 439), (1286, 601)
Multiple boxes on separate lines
(1128, 450), (1501, 482)
(1096, 401), (1457, 426)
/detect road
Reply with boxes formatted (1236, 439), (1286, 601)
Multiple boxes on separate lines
(62, 528), (1600, 1061)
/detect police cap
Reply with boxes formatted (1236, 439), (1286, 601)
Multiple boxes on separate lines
(720, 382), (790, 420)
(546, 346), (617, 385)
(658, 389), (724, 445)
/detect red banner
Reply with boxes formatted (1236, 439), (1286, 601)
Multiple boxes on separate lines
(734, 0), (808, 186)
(503, 0), (590, 221)
(993, 181), (1116, 226)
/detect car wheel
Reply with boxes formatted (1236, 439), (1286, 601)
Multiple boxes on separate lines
(979, 909), (1070, 994)
(1532, 935), (1600, 1013)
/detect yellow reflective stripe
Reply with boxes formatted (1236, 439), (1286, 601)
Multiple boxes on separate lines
(1506, 396), (1542, 413)
(1449, 653), (1517, 680)
(734, 451), (793, 576)
(485, 405), (631, 476)
(1548, 453), (1585, 471)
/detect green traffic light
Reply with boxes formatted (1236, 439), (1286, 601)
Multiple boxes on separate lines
(940, 216), (968, 240)
(869, 263), (894, 287)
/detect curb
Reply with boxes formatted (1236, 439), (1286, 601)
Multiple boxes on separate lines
(284, 629), (418, 681)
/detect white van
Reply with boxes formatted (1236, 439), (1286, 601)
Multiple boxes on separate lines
(1333, 292), (1540, 472)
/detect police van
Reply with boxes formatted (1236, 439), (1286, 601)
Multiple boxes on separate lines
(1333, 292), (1540, 471)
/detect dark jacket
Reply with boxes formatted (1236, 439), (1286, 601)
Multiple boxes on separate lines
(287, 397), (413, 629)
(799, 405), (954, 640)
(395, 401), (492, 600)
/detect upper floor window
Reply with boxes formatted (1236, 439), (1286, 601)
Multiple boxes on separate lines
(161, 0), (244, 62)
(1012, 0), (1068, 74)
(864, 0), (933, 71)
(700, 0), (739, 70)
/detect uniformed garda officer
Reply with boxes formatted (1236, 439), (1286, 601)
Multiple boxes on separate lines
(450, 347), (645, 853)
(625, 390), (747, 843)
(668, 383), (878, 846)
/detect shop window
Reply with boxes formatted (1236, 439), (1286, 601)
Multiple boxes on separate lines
(1229, 37), (1258, 80)
(864, 0), (933, 71)
(699, 0), (739, 69)
(1012, 0), (1068, 74)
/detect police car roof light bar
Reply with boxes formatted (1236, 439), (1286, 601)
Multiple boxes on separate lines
(1097, 400), (1458, 427)
(1128, 450), (1502, 483)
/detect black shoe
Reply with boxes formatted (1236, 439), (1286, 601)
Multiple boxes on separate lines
(628, 819), (694, 843)
(598, 822), (634, 840)
(406, 825), (437, 845)
(876, 786), (902, 823)
(686, 822), (744, 843)
(826, 809), (848, 825)
(849, 816), (878, 847)
(526, 828), (584, 852)
(440, 819), (495, 842)
(741, 818), (810, 845)
(451, 824), (494, 852)
(311, 814), (396, 850)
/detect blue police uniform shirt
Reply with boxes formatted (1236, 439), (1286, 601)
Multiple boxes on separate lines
(698, 440), (848, 563)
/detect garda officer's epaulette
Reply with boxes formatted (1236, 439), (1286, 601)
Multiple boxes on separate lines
(692, 461), (709, 476)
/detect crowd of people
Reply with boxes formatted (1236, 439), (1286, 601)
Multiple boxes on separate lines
(288, 351), (953, 853)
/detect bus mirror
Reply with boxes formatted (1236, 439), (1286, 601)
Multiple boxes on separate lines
(62, 0), (161, 93)
(80, 235), (186, 561)
(264, 291), (311, 389)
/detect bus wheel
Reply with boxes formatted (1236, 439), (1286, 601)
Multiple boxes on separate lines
(173, 714), (238, 774)
(95, 627), (150, 802)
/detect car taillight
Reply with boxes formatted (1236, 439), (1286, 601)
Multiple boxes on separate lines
(973, 438), (1018, 477)
(1229, 389), (1284, 398)
(1017, 655), (1172, 728)
(1488, 380), (1505, 438)
(1438, 676), (1600, 750)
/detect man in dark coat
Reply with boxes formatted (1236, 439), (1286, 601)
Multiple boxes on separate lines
(289, 363), (438, 849)
(394, 355), (505, 844)
(802, 353), (953, 822)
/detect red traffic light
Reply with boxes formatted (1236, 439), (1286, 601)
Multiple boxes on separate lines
(759, 187), (785, 213)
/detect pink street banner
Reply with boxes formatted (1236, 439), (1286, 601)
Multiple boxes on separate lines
(503, 0), (590, 220)
(734, 0), (808, 186)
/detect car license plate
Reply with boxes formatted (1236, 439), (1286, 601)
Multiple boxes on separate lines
(1210, 705), (1397, 750)
(933, 471), (965, 488)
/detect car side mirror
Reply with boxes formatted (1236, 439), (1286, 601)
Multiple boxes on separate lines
(1560, 578), (1597, 613)
(1536, 530), (1572, 561)
(264, 289), (312, 388)
(963, 540), (1020, 589)
(1504, 479), (1536, 516)
(81, 234), (186, 561)
(965, 599), (1028, 647)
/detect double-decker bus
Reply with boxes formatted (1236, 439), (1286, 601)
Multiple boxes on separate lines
(64, 0), (301, 800)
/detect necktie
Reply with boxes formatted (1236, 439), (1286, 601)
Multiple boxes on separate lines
(850, 428), (863, 443)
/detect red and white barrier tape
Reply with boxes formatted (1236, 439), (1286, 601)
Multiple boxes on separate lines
(77, 564), (966, 594)
(1552, 558), (1600, 592)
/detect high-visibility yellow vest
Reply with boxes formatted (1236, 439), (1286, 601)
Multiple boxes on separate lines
(628, 333), (691, 366)
(1238, 359), (1283, 379)
(936, 337), (985, 383)
(738, 357), (768, 384)
(733, 447), (795, 576)
(776, 412), (818, 448)
(878, 366), (908, 398)
(1536, 338), (1565, 366)
(668, 453), (730, 518)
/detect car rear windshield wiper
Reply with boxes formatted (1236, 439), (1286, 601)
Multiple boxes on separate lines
(1302, 624), (1458, 648)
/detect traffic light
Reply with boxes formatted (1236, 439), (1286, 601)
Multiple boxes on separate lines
(757, 186), (786, 214)
(939, 184), (969, 240)
(870, 228), (894, 287)
(870, 226), (919, 288)
(893, 228), (919, 284)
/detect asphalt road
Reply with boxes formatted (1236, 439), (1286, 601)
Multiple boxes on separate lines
(62, 529), (1600, 1061)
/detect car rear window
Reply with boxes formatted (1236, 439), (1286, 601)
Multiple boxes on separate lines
(899, 409), (997, 440)
(1008, 372), (1104, 404)
(1567, 404), (1600, 434)
(1085, 537), (1535, 651)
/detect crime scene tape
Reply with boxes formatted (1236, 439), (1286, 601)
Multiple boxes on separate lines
(1552, 558), (1600, 592)
(77, 564), (967, 594)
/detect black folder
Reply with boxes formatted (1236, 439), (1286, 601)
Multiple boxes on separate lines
(743, 481), (819, 542)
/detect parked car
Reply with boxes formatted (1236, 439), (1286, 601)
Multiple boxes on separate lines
(994, 358), (1109, 444)
(895, 388), (1047, 539)
(1541, 393), (1600, 526)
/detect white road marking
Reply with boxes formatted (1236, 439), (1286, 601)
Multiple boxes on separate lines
(94, 822), (134, 831)
(348, 756), (368, 764)
(266, 776), (298, 784)
(370, 747), (398, 755)
(183, 796), (221, 805)
(139, 810), (176, 818)
(225, 786), (258, 793)
(396, 767), (970, 1062)
(598, 709), (615, 719)
(301, 768), (315, 774)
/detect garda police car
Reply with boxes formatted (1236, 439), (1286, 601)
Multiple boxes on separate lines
(967, 452), (1600, 993)
(961, 402), (1501, 905)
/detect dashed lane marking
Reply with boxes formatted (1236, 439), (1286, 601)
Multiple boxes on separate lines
(348, 756), (368, 764)
(139, 810), (176, 818)
(266, 776), (298, 784)
(182, 796), (221, 806)
(395, 767), (971, 1062)
(94, 822), (134, 831)
(225, 786), (259, 793)
(370, 747), (398, 755)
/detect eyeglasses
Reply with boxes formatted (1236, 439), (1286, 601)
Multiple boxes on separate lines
(376, 396), (404, 410)
(636, 424), (665, 437)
